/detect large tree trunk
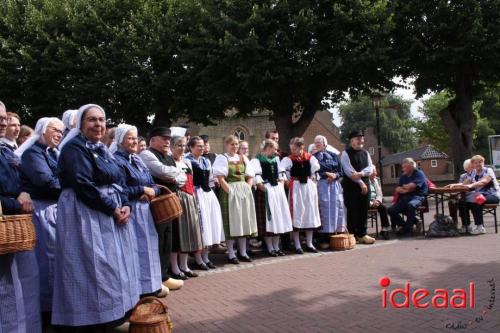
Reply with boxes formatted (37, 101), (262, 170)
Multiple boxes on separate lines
(152, 104), (172, 128)
(440, 73), (475, 177)
(273, 107), (317, 154)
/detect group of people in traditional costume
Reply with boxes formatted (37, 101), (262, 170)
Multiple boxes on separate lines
(2, 98), (499, 333)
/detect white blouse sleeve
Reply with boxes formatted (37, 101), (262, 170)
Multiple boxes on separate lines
(250, 158), (263, 184)
(243, 155), (255, 178)
(277, 157), (287, 181)
(212, 154), (228, 177)
(280, 157), (293, 180)
(310, 156), (320, 175)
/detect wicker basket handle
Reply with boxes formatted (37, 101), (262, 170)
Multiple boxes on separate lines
(132, 296), (169, 315)
(156, 185), (174, 195)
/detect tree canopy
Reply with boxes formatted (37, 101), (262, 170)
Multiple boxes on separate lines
(390, 0), (500, 173)
(338, 94), (417, 153)
(417, 91), (496, 162)
(0, 0), (396, 151)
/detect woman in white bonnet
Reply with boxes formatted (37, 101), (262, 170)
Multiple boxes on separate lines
(52, 104), (140, 331)
(112, 124), (167, 297)
(18, 117), (64, 325)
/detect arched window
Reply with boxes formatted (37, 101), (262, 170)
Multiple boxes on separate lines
(233, 127), (246, 141)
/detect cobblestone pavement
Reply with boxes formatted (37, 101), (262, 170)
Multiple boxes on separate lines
(164, 210), (500, 333)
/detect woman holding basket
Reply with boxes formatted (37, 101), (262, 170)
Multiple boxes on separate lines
(0, 101), (41, 332)
(111, 124), (166, 297)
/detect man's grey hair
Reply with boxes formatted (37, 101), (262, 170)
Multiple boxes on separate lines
(401, 157), (416, 168)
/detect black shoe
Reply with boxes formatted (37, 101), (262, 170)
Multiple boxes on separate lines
(192, 262), (209, 271)
(181, 269), (198, 278)
(305, 246), (318, 253)
(206, 261), (216, 269)
(170, 272), (189, 280)
(396, 228), (413, 237)
(277, 250), (286, 256)
(238, 254), (252, 262)
(268, 250), (279, 257)
(295, 248), (304, 255)
(380, 231), (390, 240)
(228, 257), (240, 265)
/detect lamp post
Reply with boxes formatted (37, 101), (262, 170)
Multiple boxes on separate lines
(372, 93), (383, 184)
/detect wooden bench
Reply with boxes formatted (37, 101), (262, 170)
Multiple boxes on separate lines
(482, 204), (498, 233)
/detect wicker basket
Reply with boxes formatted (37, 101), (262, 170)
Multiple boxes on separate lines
(329, 229), (356, 251)
(150, 185), (183, 224)
(0, 202), (36, 255)
(129, 296), (173, 333)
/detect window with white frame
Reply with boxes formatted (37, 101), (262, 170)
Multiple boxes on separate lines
(431, 160), (438, 168)
(233, 128), (246, 141)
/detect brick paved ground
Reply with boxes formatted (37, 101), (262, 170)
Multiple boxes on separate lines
(164, 207), (500, 333)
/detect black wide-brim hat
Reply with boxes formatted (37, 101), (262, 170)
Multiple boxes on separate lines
(148, 127), (171, 140)
(348, 130), (364, 140)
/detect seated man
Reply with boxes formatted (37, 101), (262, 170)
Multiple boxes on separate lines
(388, 158), (429, 236)
(369, 169), (391, 240)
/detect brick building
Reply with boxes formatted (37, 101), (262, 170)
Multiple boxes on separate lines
(174, 110), (343, 156)
(361, 127), (392, 173)
(381, 145), (454, 184)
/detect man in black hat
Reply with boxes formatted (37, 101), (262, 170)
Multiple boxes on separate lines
(340, 130), (375, 244)
(140, 127), (187, 291)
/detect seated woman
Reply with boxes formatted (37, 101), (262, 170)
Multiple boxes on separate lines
(111, 124), (166, 297)
(18, 117), (64, 323)
(251, 139), (293, 256)
(462, 155), (500, 235)
(369, 169), (391, 240)
(446, 159), (473, 232)
(52, 104), (140, 330)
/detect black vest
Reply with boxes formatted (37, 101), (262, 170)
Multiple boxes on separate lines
(192, 162), (211, 192)
(148, 148), (177, 191)
(345, 147), (369, 184)
(290, 158), (311, 184)
(261, 159), (279, 186)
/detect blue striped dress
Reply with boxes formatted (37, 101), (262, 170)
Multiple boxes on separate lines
(51, 134), (140, 326)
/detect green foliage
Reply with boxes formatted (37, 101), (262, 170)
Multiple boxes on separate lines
(415, 92), (450, 153)
(0, 0), (396, 138)
(417, 91), (496, 161)
(338, 94), (417, 153)
(478, 86), (500, 134)
(390, 0), (500, 97)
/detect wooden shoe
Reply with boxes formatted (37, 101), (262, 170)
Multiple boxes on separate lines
(357, 235), (375, 244)
(163, 278), (184, 290)
(157, 284), (169, 297)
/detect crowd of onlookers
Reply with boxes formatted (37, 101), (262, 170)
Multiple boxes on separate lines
(1, 101), (499, 333)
